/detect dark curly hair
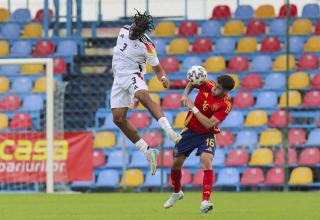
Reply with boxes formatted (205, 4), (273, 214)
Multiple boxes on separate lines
(217, 75), (235, 91)
(131, 9), (154, 33)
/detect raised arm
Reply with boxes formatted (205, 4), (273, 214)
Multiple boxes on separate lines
(152, 64), (170, 88)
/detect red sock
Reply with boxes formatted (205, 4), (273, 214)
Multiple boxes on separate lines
(171, 169), (182, 193)
(202, 169), (213, 201)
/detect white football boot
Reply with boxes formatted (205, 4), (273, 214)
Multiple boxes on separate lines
(164, 191), (184, 208)
(200, 200), (214, 214)
(147, 149), (159, 175)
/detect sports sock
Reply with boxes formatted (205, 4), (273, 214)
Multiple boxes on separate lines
(202, 169), (213, 201)
(158, 117), (175, 134)
(171, 169), (182, 193)
(134, 139), (150, 155)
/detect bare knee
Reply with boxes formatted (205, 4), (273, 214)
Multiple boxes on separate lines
(201, 154), (213, 170)
(135, 90), (152, 104)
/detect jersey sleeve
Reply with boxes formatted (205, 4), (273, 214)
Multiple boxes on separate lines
(140, 36), (159, 67)
(213, 98), (232, 122)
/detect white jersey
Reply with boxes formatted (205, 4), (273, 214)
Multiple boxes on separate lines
(112, 25), (159, 77)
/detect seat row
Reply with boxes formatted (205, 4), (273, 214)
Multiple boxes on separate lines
(0, 8), (52, 23)
(0, 112), (37, 130)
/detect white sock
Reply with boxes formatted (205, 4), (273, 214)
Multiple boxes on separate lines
(158, 117), (175, 135)
(135, 139), (150, 155)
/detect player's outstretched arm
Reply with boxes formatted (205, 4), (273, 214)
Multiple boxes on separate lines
(181, 82), (194, 106)
(152, 64), (170, 88)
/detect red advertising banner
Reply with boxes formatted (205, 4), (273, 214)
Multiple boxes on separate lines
(0, 132), (93, 183)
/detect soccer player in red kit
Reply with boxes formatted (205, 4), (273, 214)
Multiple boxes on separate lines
(164, 75), (235, 213)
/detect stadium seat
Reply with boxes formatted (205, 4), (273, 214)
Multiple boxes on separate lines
(215, 130), (235, 147)
(157, 150), (173, 167)
(178, 21), (198, 36)
(304, 36), (320, 52)
(255, 91), (278, 108)
(10, 77), (32, 93)
(0, 77), (9, 93)
(269, 19), (286, 35)
(0, 8), (10, 22)
(227, 74), (239, 89)
(241, 73), (263, 90)
(249, 148), (273, 166)
(289, 37), (305, 53)
(129, 151), (148, 168)
(303, 90), (320, 106)
(21, 23), (43, 38)
(274, 149), (297, 166)
(273, 54), (296, 71)
(106, 151), (129, 168)
(215, 168), (240, 186)
(299, 148), (320, 165)
(268, 110), (292, 127)
(278, 4), (297, 17)
(33, 8), (54, 22)
(234, 130), (258, 148)
(260, 37), (281, 53)
(291, 19), (313, 35)
(181, 56), (203, 72)
(250, 55), (272, 72)
(21, 64), (44, 75)
(289, 72), (309, 89)
(315, 21), (320, 35)
(297, 54), (319, 70)
(311, 73), (320, 88)
(0, 113), (9, 130)
(33, 40), (56, 56)
(233, 92), (254, 108)
(148, 76), (165, 92)
(9, 113), (32, 129)
(255, 4), (275, 18)
(278, 91), (302, 107)
(71, 178), (95, 189)
(246, 20), (266, 35)
(200, 20), (221, 36)
(128, 112), (150, 129)
(137, 93), (160, 109)
(259, 128), (282, 146)
(168, 38), (190, 55)
(214, 38), (235, 53)
(120, 169), (144, 187)
(220, 111), (244, 128)
(21, 94), (44, 111)
(236, 37), (257, 53)
(223, 20), (245, 36)
(204, 56), (226, 72)
(0, 23), (20, 38)
(244, 110), (268, 127)
(306, 129), (320, 146)
(225, 149), (249, 166)
(192, 37), (212, 54)
(212, 149), (225, 166)
(289, 128), (306, 146)
(302, 3), (320, 18)
(93, 131), (116, 148)
(184, 151), (200, 168)
(0, 40), (9, 57)
(289, 167), (313, 185)
(33, 77), (55, 93)
(143, 170), (168, 187)
(235, 5), (253, 19)
(192, 169), (216, 186)
(0, 64), (21, 75)
(0, 95), (21, 111)
(142, 130), (163, 148)
(93, 151), (106, 168)
(155, 21), (176, 37)
(264, 168), (284, 185)
(96, 169), (119, 188)
(55, 40), (78, 56)
(227, 56), (249, 72)
(11, 8), (31, 22)
(173, 111), (187, 129)
(152, 39), (166, 55)
(162, 93), (182, 110)
(171, 79), (187, 89)
(53, 58), (67, 74)
(263, 73), (286, 89)
(159, 57), (180, 73)
(211, 5), (231, 19)
(9, 41), (32, 57)
(241, 168), (264, 185)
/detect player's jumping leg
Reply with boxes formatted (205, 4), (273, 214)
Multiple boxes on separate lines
(164, 155), (186, 208)
(200, 152), (214, 214)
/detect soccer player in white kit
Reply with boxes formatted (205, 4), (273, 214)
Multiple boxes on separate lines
(111, 10), (181, 175)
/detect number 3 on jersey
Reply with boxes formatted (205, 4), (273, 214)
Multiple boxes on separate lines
(120, 43), (127, 52)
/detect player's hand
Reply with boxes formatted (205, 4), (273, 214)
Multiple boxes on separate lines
(133, 97), (139, 108)
(181, 96), (188, 106)
(184, 98), (195, 109)
(161, 76), (170, 89)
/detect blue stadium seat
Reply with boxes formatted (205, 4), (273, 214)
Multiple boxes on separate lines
(11, 8), (31, 22)
(9, 41), (32, 57)
(10, 77), (32, 93)
(215, 38), (235, 54)
(101, 113), (118, 129)
(128, 151), (148, 168)
(55, 40), (78, 56)
(184, 151), (200, 168)
(250, 55), (272, 72)
(302, 4), (320, 18)
(255, 91), (278, 108)
(235, 5), (254, 19)
(220, 111), (244, 128)
(0, 23), (21, 39)
(153, 39), (166, 55)
(234, 130), (258, 147)
(0, 65), (21, 75)
(21, 95), (44, 111)
(181, 56), (203, 72)
(200, 20), (221, 36)
(143, 170), (168, 187)
(96, 169), (120, 188)
(306, 129), (320, 146)
(263, 73), (286, 89)
(215, 168), (240, 186)
(269, 19), (286, 35)
(289, 37), (305, 53)
(105, 151), (129, 168)
(212, 148), (225, 167)
(115, 135), (136, 148)
(163, 136), (174, 148)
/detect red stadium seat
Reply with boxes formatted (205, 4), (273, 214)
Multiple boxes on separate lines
(93, 151), (106, 168)
(246, 20), (266, 35)
(162, 93), (182, 110)
(0, 95), (21, 111)
(33, 8), (54, 21)
(303, 90), (320, 106)
(233, 92), (254, 108)
(53, 58), (67, 74)
(170, 79), (188, 89)
(211, 5), (231, 19)
(278, 4), (297, 18)
(265, 168), (284, 185)
(315, 21), (320, 35)
(178, 21), (198, 36)
(9, 113), (32, 129)
(33, 40), (55, 56)
(260, 37), (281, 52)
(297, 54), (319, 70)
(143, 130), (162, 148)
(215, 130), (235, 147)
(192, 169), (216, 186)
(168, 168), (192, 186)
(241, 168), (264, 185)
(128, 112), (150, 129)
(192, 38), (213, 54)
(157, 150), (173, 167)
(289, 128), (307, 146)
(225, 149), (249, 166)
(241, 73), (263, 90)
(274, 149), (298, 166)
(311, 73), (320, 88)
(160, 57), (180, 73)
(268, 110), (293, 127)
(227, 56), (249, 72)
(298, 147), (320, 165)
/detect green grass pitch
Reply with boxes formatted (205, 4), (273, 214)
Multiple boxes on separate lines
(0, 192), (319, 220)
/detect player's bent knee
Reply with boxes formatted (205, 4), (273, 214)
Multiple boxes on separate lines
(201, 155), (213, 170)
(112, 114), (127, 127)
(135, 90), (152, 103)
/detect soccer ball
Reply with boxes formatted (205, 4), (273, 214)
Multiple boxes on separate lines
(187, 65), (208, 85)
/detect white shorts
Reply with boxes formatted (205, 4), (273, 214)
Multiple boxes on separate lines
(110, 73), (148, 108)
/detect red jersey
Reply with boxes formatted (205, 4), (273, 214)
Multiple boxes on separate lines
(184, 80), (232, 134)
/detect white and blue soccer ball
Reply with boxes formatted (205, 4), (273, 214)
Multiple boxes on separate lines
(187, 65), (208, 85)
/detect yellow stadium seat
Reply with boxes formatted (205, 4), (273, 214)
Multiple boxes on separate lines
(137, 93), (160, 109)
(0, 77), (9, 93)
(174, 111), (187, 129)
(227, 74), (239, 89)
(259, 128), (282, 146)
(204, 56), (226, 73)
(21, 23), (43, 38)
(304, 36), (320, 52)
(272, 55), (296, 71)
(120, 169), (144, 187)
(223, 20), (245, 36)
(290, 19), (312, 35)
(289, 72), (309, 89)
(146, 63), (153, 73)
(236, 37), (257, 53)
(249, 148), (273, 166)
(0, 41), (9, 57)
(289, 167), (313, 185)
(244, 110), (268, 127)
(21, 64), (44, 75)
(148, 76), (165, 92)
(278, 90), (302, 107)
(255, 4), (275, 18)
(0, 8), (10, 22)
(0, 113), (9, 130)
(93, 131), (116, 148)
(167, 38), (190, 54)
(33, 77), (56, 93)
(155, 21), (176, 37)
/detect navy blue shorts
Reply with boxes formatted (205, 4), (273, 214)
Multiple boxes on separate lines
(173, 129), (216, 158)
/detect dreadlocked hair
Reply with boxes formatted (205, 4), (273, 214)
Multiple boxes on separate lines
(132, 9), (154, 33)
